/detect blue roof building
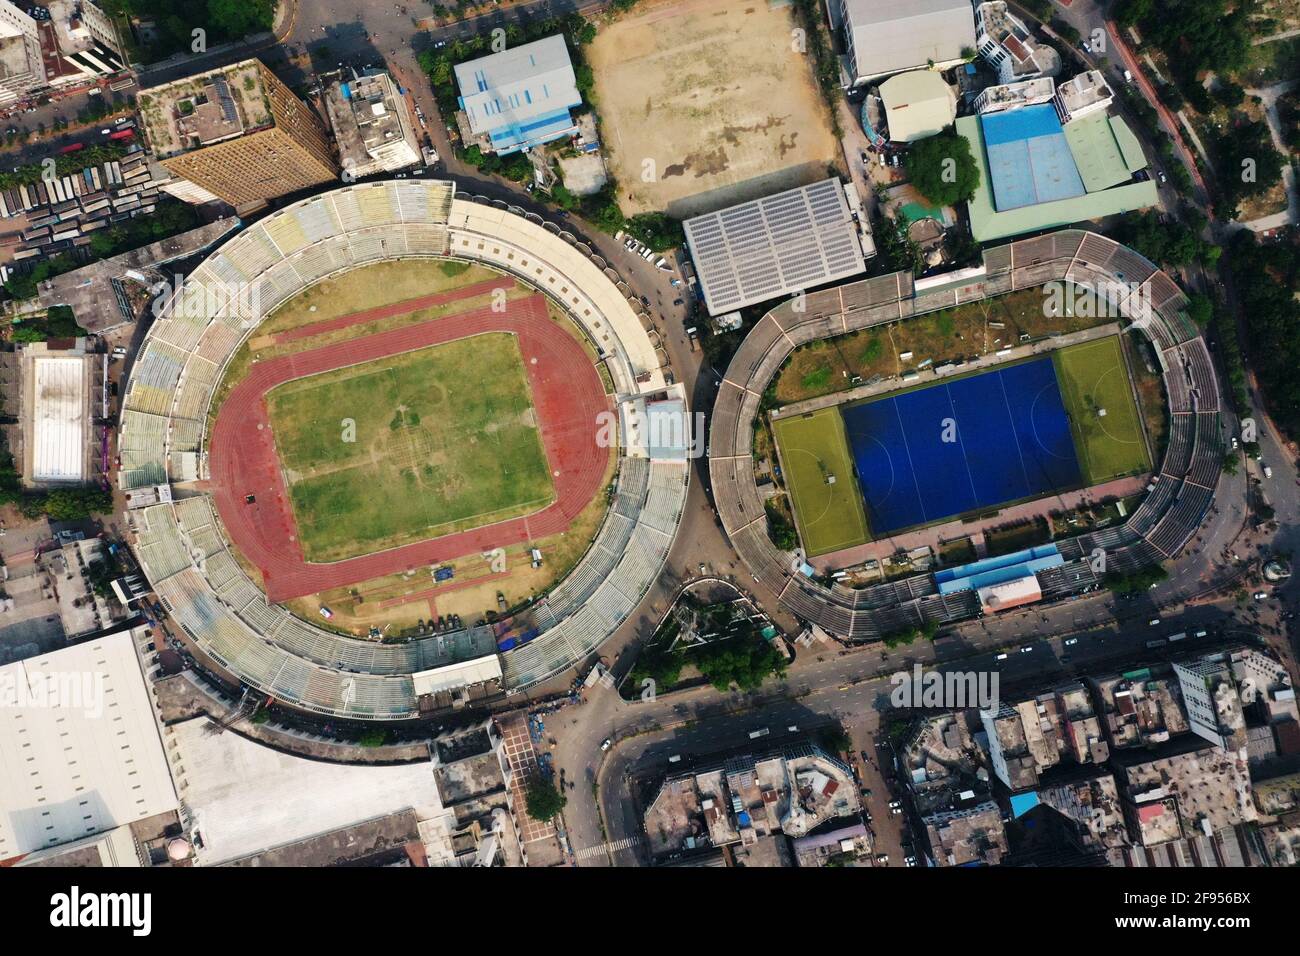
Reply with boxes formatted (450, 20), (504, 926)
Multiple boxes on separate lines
(454, 35), (582, 155)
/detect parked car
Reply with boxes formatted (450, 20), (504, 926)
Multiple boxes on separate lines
(318, 606), (334, 620)
(1064, 638), (1078, 646)
(995, 652), (1008, 661)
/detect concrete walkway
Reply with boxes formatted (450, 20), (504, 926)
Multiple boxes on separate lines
(812, 472), (1150, 573)
(1236, 80), (1299, 234)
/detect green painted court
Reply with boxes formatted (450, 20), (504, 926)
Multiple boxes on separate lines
(266, 332), (554, 562)
(1052, 336), (1150, 485)
(771, 407), (870, 557)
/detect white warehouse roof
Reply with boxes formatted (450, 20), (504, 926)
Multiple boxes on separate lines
(171, 716), (449, 865)
(841, 0), (976, 83)
(0, 633), (177, 861)
(32, 354), (88, 482)
(683, 178), (866, 316)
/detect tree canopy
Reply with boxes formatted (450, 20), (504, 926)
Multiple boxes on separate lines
(904, 132), (981, 207)
(525, 778), (567, 822)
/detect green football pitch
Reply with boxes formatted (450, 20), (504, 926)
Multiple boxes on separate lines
(771, 407), (870, 557)
(1052, 336), (1151, 485)
(266, 332), (554, 562)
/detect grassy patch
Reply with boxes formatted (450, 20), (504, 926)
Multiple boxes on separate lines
(267, 333), (554, 562)
(1053, 336), (1151, 485)
(771, 407), (869, 556)
(985, 518), (1052, 557)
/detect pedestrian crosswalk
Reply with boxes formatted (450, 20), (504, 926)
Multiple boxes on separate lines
(574, 836), (640, 861)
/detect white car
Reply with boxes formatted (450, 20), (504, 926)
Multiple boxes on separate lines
(995, 652), (1008, 661)
(1064, 638), (1078, 646)
(600, 738), (612, 751)
(318, 606), (334, 620)
(1020, 645), (1033, 653)
(1149, 618), (1161, 626)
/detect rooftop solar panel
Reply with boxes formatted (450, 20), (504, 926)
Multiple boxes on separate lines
(683, 179), (867, 316)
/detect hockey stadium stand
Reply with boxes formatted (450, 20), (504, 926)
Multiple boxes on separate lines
(710, 229), (1223, 641)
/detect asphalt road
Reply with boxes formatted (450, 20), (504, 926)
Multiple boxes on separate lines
(554, 595), (1274, 865)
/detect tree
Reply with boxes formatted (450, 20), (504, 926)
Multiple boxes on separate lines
(904, 132), (980, 206)
(818, 725), (852, 754)
(765, 502), (798, 551)
(525, 778), (567, 822)
(1211, 121), (1285, 219)
(1185, 293), (1213, 327)
(1102, 563), (1169, 595)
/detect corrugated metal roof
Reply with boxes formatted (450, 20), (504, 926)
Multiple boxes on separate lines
(683, 178), (866, 315)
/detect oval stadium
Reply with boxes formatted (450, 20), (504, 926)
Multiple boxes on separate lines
(120, 180), (689, 720)
(711, 229), (1224, 640)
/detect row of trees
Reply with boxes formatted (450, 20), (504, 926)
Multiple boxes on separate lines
(1109, 210), (1220, 268)
(99, 0), (275, 60)
(1229, 229), (1300, 439)
(1102, 563), (1169, 595)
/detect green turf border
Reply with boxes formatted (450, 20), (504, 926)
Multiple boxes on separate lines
(771, 407), (870, 557)
(1052, 335), (1152, 485)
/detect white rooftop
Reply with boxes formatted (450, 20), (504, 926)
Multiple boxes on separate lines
(842, 0), (976, 82)
(172, 716), (449, 865)
(0, 633), (177, 861)
(32, 354), (88, 482)
(454, 34), (579, 139)
(683, 178), (866, 315)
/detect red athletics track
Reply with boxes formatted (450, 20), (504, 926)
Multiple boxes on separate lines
(207, 293), (612, 603)
(272, 276), (509, 345)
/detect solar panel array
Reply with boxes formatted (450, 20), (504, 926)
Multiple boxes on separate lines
(684, 178), (865, 315)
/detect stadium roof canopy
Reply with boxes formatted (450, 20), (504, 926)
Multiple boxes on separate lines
(958, 115), (1159, 241)
(880, 70), (958, 142)
(0, 633), (177, 861)
(839, 0), (976, 82)
(683, 178), (866, 316)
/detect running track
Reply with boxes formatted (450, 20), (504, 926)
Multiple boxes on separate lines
(207, 294), (612, 603)
(272, 276), (509, 345)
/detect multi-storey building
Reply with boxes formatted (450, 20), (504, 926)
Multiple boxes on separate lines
(139, 58), (338, 208)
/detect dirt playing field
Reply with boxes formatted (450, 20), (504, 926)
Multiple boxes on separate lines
(588, 0), (840, 217)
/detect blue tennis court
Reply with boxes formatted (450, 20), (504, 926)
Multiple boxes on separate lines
(840, 357), (1081, 535)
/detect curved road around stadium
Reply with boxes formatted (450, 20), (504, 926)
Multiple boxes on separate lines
(207, 292), (611, 602)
